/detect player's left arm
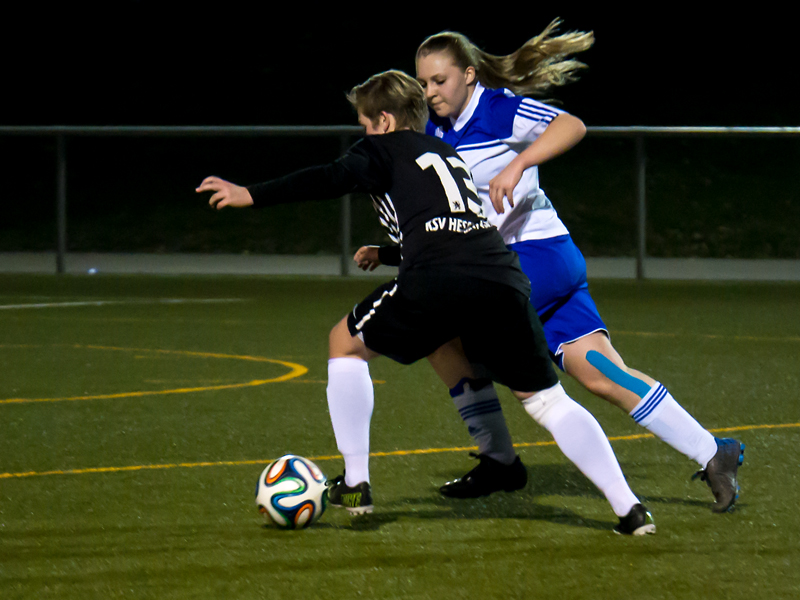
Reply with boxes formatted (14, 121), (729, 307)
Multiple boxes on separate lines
(489, 113), (586, 214)
(354, 245), (382, 271)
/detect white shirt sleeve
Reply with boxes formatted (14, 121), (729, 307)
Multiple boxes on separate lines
(509, 97), (564, 149)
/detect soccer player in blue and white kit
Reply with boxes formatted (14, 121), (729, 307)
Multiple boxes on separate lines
(409, 21), (745, 513)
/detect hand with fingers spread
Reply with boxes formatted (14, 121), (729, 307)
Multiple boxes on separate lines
(354, 245), (382, 271)
(195, 176), (254, 209)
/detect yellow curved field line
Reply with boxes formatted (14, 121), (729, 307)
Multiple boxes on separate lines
(0, 344), (308, 405)
(1, 422), (796, 480)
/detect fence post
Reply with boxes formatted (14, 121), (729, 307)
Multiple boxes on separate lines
(56, 135), (67, 275)
(635, 135), (646, 280)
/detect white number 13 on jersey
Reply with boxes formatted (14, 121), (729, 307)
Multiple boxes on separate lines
(416, 152), (485, 218)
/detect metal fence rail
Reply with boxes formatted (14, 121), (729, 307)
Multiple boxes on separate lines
(2, 125), (799, 277)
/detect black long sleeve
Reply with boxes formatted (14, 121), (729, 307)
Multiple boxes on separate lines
(377, 245), (402, 266)
(246, 161), (363, 208)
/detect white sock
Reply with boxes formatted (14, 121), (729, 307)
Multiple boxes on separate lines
(451, 379), (516, 465)
(327, 357), (374, 486)
(523, 384), (640, 517)
(630, 383), (718, 468)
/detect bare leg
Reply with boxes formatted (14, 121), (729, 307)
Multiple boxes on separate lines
(426, 338), (473, 387)
(561, 332), (653, 411)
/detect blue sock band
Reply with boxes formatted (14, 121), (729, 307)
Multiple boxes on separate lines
(585, 350), (651, 399)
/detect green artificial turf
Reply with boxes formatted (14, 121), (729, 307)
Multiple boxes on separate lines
(1, 275), (799, 599)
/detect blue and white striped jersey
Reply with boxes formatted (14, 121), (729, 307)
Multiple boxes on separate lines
(427, 82), (570, 244)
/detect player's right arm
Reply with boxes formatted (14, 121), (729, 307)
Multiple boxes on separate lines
(196, 139), (383, 210)
(195, 176), (254, 209)
(244, 162), (362, 208)
(353, 245), (401, 270)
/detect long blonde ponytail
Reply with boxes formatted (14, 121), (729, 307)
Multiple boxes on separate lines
(416, 19), (594, 98)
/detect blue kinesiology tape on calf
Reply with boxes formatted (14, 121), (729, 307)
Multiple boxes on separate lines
(585, 350), (651, 399)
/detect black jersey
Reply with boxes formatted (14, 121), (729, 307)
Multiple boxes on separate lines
(247, 130), (529, 291)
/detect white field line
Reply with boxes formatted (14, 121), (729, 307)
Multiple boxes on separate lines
(0, 298), (245, 310)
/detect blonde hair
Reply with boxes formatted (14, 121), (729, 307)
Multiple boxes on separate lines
(416, 19), (594, 98)
(347, 70), (429, 133)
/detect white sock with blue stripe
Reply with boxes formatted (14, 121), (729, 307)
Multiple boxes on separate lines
(630, 383), (718, 468)
(451, 378), (516, 465)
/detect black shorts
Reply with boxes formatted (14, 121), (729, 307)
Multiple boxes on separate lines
(346, 268), (558, 393)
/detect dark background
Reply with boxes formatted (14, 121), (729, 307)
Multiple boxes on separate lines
(1, 5), (798, 258)
(4, 4), (797, 127)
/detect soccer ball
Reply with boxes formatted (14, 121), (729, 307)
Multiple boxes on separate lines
(255, 454), (328, 529)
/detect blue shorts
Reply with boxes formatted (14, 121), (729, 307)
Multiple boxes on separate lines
(508, 235), (608, 370)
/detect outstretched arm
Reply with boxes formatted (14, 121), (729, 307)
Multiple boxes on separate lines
(489, 113), (586, 214)
(196, 146), (373, 210)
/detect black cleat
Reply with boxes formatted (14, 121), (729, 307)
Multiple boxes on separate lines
(326, 475), (373, 515)
(693, 437), (745, 513)
(440, 453), (527, 498)
(614, 503), (656, 536)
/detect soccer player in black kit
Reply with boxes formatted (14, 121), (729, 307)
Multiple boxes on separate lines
(196, 70), (655, 535)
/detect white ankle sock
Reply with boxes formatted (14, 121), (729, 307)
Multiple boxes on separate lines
(327, 357), (374, 486)
(523, 384), (639, 517)
(630, 383), (718, 468)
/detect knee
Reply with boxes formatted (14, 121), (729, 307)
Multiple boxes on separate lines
(518, 383), (569, 425)
(579, 373), (620, 401)
(512, 389), (535, 402)
(566, 348), (645, 400)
